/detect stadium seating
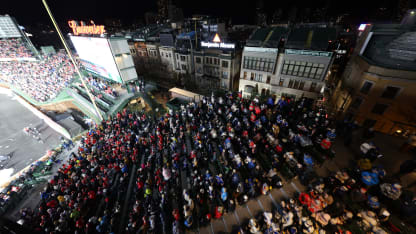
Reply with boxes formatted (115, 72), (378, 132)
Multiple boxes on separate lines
(0, 38), (34, 59)
(0, 50), (75, 102)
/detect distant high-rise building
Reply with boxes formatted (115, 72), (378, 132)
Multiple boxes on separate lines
(397, 0), (411, 21)
(157, 0), (169, 21)
(271, 9), (283, 24)
(401, 9), (416, 25)
(145, 12), (158, 25)
(168, 4), (184, 22)
(255, 0), (267, 26)
(288, 7), (298, 23)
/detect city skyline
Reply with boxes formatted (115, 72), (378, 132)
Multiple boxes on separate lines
(3, 0), (415, 27)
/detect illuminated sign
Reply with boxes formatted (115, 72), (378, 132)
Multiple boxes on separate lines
(285, 49), (332, 57)
(201, 41), (235, 49)
(201, 33), (235, 49)
(358, 23), (370, 31)
(213, 33), (221, 43)
(244, 46), (278, 53)
(68, 20), (105, 36)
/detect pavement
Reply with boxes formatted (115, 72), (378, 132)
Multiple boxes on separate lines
(0, 92), (62, 176)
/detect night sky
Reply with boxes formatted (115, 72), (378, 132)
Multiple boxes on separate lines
(2, 0), (415, 27)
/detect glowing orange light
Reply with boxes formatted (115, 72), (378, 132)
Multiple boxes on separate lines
(68, 20), (105, 36)
(213, 33), (221, 43)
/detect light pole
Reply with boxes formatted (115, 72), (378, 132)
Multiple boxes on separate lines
(42, 0), (103, 122)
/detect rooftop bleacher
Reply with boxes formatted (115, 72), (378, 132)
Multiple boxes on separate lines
(362, 27), (416, 71)
(285, 27), (336, 51)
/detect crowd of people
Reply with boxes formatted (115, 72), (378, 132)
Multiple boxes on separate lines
(19, 92), (349, 233)
(0, 38), (34, 59)
(237, 165), (415, 233)
(0, 50), (75, 102)
(86, 75), (118, 98)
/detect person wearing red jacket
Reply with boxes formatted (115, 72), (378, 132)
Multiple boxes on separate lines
(321, 138), (332, 150)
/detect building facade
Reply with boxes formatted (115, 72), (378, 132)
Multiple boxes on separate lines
(194, 49), (240, 91)
(238, 26), (336, 100)
(239, 46), (279, 98)
(159, 46), (176, 71)
(335, 24), (416, 134)
(274, 49), (333, 99)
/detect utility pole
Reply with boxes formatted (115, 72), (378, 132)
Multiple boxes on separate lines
(42, 0), (103, 122)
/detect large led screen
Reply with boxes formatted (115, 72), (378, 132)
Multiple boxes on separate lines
(70, 36), (122, 83)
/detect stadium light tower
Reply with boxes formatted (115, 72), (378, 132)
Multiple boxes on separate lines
(42, 0), (104, 122)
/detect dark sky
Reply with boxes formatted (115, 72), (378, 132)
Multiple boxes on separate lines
(2, 0), (414, 27)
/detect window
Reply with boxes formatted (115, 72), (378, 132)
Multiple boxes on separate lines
(381, 86), (400, 99)
(371, 103), (388, 115)
(181, 65), (187, 70)
(223, 71), (228, 78)
(310, 82), (317, 92)
(243, 56), (274, 72)
(205, 57), (209, 63)
(250, 73), (254, 81)
(350, 97), (364, 109)
(180, 56), (186, 62)
(221, 80), (227, 88)
(196, 57), (202, 64)
(281, 60), (324, 79)
(288, 79), (294, 88)
(244, 71), (247, 79)
(279, 78), (284, 86)
(266, 76), (271, 84)
(299, 81), (305, 90)
(360, 81), (373, 94)
(293, 80), (300, 89)
(209, 58), (212, 64)
(222, 61), (229, 68)
(258, 74), (263, 82)
(161, 52), (164, 57)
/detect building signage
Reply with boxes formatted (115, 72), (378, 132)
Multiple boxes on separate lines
(201, 33), (235, 49)
(244, 46), (278, 53)
(285, 49), (332, 57)
(201, 41), (235, 49)
(68, 20), (105, 36)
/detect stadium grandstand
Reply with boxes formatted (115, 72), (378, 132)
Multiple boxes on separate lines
(0, 51), (76, 102)
(0, 15), (76, 103)
(0, 38), (35, 59)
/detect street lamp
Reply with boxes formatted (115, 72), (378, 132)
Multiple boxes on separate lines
(42, 0), (103, 122)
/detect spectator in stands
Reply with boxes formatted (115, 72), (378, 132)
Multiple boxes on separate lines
(0, 46), (75, 102)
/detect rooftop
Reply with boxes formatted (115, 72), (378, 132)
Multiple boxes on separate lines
(285, 27), (336, 51)
(361, 24), (416, 71)
(246, 27), (288, 48)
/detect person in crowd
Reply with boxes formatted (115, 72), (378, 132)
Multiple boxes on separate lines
(0, 45), (75, 102)
(18, 92), (413, 234)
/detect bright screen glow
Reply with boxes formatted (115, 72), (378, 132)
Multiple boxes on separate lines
(70, 36), (122, 83)
(358, 24), (367, 31)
